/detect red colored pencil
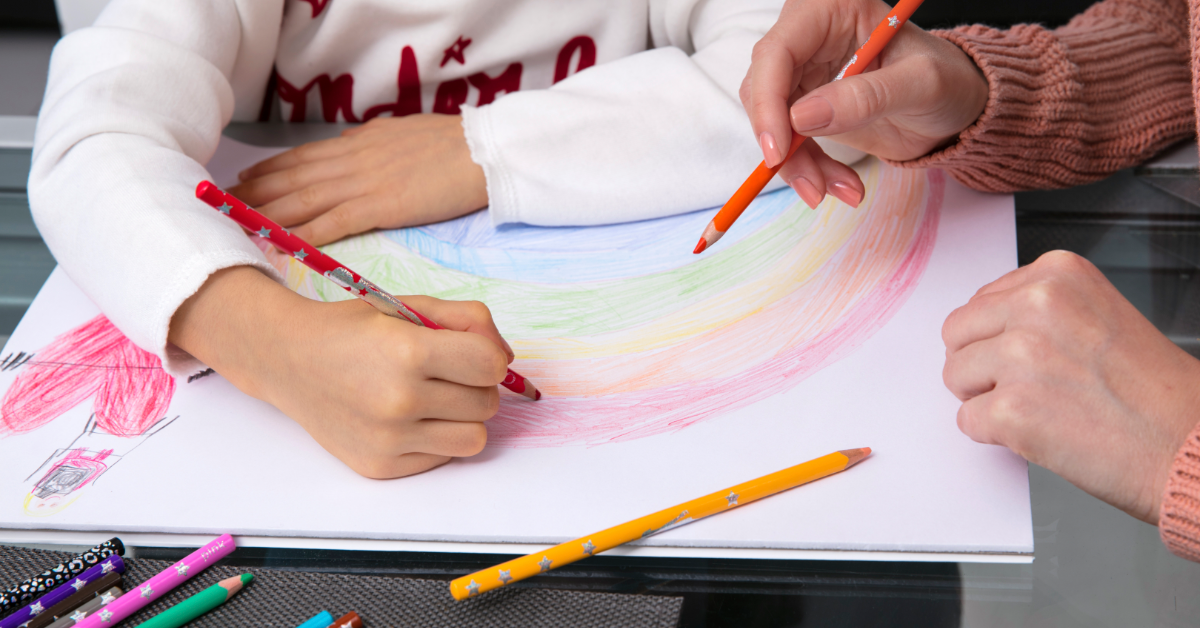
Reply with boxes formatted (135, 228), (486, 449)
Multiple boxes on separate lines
(694, 0), (925, 254)
(325, 611), (362, 628)
(195, 181), (541, 401)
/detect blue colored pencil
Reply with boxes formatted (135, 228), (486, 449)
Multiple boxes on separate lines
(295, 610), (333, 628)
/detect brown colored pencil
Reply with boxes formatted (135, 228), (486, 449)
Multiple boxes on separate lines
(45, 586), (123, 628)
(24, 573), (121, 628)
(327, 611), (362, 628)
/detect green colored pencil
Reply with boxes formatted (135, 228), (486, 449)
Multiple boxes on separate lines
(133, 574), (253, 628)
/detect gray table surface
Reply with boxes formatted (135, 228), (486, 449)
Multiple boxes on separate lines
(2, 123), (1199, 627)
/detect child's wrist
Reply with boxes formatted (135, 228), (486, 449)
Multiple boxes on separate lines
(169, 266), (298, 397)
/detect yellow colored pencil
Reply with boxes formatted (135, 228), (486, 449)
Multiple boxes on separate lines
(450, 447), (872, 600)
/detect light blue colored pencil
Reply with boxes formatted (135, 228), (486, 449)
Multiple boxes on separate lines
(296, 610), (332, 628)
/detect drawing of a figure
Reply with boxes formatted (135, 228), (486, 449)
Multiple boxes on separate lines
(0, 315), (177, 516)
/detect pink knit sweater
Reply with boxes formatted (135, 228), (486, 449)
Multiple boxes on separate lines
(902, 0), (1200, 561)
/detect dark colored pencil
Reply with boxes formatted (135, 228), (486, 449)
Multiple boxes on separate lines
(23, 572), (121, 628)
(0, 538), (124, 614)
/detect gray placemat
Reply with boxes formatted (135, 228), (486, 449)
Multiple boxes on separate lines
(0, 545), (682, 627)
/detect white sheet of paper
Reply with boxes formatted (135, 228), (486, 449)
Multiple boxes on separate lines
(0, 137), (1030, 560)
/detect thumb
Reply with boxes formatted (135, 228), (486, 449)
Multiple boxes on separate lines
(788, 61), (924, 138)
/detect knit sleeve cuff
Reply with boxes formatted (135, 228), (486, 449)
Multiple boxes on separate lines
(884, 24), (1069, 193)
(1160, 420), (1200, 562)
(888, 15), (1194, 193)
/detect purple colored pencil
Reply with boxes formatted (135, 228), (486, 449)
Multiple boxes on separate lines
(0, 556), (125, 628)
(73, 534), (234, 628)
(0, 538), (124, 614)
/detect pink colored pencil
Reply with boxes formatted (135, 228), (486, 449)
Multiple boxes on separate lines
(195, 181), (541, 401)
(73, 534), (235, 628)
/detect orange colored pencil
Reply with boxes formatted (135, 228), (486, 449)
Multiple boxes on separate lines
(694, 0), (926, 254)
(449, 448), (871, 600)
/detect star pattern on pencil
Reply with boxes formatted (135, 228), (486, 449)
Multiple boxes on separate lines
(498, 569), (512, 584)
(140, 584), (154, 598)
(71, 609), (88, 621)
(888, 15), (900, 28)
(340, 622), (354, 628)
(99, 609), (113, 622)
(582, 540), (596, 556)
(466, 580), (480, 597)
(100, 591), (116, 604)
(29, 601), (44, 615)
(294, 248), (308, 260)
(175, 563), (189, 576)
(726, 491), (739, 506)
(217, 203), (232, 214)
(101, 562), (114, 574)
(256, 227), (272, 238)
(538, 556), (553, 572)
(72, 578), (88, 590)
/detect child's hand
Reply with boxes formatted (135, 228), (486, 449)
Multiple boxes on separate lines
(229, 115), (487, 246)
(742, 0), (989, 195)
(170, 266), (511, 478)
(942, 251), (1200, 524)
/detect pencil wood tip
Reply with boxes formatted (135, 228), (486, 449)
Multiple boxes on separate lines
(839, 447), (872, 468)
(693, 238), (707, 254)
(519, 380), (542, 401)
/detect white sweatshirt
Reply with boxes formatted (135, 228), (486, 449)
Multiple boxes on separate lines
(30, 0), (801, 376)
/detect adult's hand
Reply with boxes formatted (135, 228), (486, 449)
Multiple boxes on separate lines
(742, 0), (989, 203)
(942, 251), (1200, 523)
(229, 114), (487, 246)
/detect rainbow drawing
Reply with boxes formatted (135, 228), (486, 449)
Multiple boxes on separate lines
(266, 158), (942, 447)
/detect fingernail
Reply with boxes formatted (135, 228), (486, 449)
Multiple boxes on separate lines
(760, 132), (781, 167)
(791, 177), (824, 209)
(237, 169), (250, 182)
(791, 97), (833, 133)
(829, 181), (863, 207)
(500, 337), (515, 361)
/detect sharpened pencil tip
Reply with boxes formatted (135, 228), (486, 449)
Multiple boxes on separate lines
(838, 447), (872, 468)
(693, 238), (707, 254)
(535, 389), (542, 401)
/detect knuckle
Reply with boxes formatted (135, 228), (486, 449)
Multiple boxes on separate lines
(955, 404), (979, 440)
(941, 307), (964, 346)
(297, 184), (322, 208)
(326, 204), (356, 233)
(292, 143), (314, 161)
(1000, 330), (1041, 365)
(465, 300), (493, 322)
(750, 38), (779, 62)
(283, 165), (306, 188)
(459, 423), (488, 456)
(388, 387), (419, 419)
(987, 388), (1028, 432)
(850, 77), (888, 122)
(353, 456), (397, 480)
(1020, 281), (1060, 316)
(1036, 250), (1090, 275)
(482, 387), (501, 417)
